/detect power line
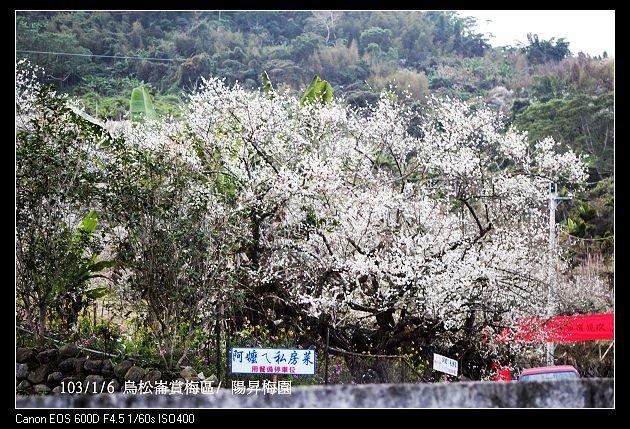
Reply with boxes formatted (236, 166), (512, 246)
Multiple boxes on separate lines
(16, 49), (186, 63)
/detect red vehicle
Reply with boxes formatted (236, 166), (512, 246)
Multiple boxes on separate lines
(516, 365), (580, 381)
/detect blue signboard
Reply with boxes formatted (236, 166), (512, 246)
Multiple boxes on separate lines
(230, 347), (316, 375)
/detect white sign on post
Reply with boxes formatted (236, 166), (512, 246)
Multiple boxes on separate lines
(230, 347), (316, 375)
(433, 353), (458, 376)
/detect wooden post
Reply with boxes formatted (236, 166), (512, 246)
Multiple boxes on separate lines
(325, 325), (330, 385)
(225, 316), (231, 386)
(215, 302), (223, 383)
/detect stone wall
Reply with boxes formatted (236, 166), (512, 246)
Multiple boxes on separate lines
(16, 345), (613, 408)
(16, 377), (613, 408)
(16, 344), (216, 395)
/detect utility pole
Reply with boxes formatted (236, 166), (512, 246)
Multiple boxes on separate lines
(546, 182), (572, 366)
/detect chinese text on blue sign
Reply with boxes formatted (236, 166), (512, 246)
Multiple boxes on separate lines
(230, 347), (316, 375)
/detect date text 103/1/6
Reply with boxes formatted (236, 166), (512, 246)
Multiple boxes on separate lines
(60, 380), (116, 394)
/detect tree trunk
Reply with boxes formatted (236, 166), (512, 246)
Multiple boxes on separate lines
(36, 302), (47, 344)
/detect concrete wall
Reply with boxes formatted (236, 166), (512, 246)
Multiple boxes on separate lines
(16, 379), (613, 408)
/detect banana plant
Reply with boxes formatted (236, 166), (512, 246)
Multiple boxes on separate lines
(72, 211), (117, 298)
(261, 70), (274, 95)
(300, 75), (333, 106)
(130, 85), (159, 122)
(51, 211), (117, 326)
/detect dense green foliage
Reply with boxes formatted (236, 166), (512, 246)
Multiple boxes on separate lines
(521, 32), (571, 65)
(16, 84), (115, 339)
(514, 92), (613, 181)
(16, 11), (492, 110)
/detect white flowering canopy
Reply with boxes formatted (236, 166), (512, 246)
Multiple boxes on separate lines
(182, 77), (600, 349)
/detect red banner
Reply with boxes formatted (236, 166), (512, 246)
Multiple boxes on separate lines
(497, 313), (614, 343)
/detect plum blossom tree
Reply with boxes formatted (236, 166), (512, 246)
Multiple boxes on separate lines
(99, 120), (240, 369)
(16, 60), (115, 340)
(184, 78), (602, 377)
